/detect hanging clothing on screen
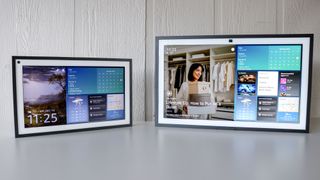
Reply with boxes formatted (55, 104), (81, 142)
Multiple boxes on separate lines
(212, 62), (221, 92)
(202, 64), (207, 81)
(174, 65), (186, 91)
(182, 66), (186, 83)
(218, 62), (227, 92)
(168, 68), (176, 91)
(205, 65), (210, 82)
(174, 67), (180, 90)
(226, 61), (234, 91)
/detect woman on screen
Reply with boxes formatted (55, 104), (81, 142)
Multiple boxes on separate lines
(176, 63), (203, 114)
(177, 63), (203, 102)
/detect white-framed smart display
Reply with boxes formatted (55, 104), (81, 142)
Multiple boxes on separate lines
(155, 34), (313, 132)
(13, 56), (132, 137)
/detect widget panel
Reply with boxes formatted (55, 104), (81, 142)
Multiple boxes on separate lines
(68, 67), (124, 95)
(89, 95), (107, 122)
(257, 97), (278, 122)
(67, 95), (89, 124)
(257, 71), (279, 96)
(277, 97), (300, 122)
(279, 72), (301, 97)
(237, 45), (301, 71)
(235, 96), (257, 121)
(235, 45), (302, 123)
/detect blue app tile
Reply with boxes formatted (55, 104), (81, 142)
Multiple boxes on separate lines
(107, 110), (125, 120)
(67, 95), (89, 124)
(277, 112), (299, 123)
(234, 96), (257, 121)
(106, 94), (125, 120)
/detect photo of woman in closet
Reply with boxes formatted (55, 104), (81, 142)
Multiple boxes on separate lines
(164, 45), (235, 120)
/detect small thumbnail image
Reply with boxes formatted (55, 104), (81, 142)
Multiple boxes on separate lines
(237, 84), (256, 96)
(280, 78), (287, 84)
(238, 71), (257, 84)
(280, 84), (287, 96)
(280, 85), (287, 92)
(280, 92), (287, 97)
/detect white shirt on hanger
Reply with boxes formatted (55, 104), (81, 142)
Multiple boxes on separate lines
(218, 62), (226, 92)
(212, 62), (220, 92)
(226, 61), (234, 91)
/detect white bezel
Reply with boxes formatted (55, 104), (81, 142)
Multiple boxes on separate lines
(15, 58), (131, 136)
(157, 37), (311, 131)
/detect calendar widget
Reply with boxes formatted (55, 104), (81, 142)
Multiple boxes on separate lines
(237, 45), (301, 71)
(68, 67), (124, 95)
(268, 46), (301, 71)
(97, 68), (124, 94)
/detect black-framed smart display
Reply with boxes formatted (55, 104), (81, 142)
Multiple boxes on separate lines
(155, 34), (313, 132)
(13, 56), (132, 137)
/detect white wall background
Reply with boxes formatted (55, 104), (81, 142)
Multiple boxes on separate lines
(146, 0), (320, 122)
(0, 0), (319, 138)
(0, 0), (145, 138)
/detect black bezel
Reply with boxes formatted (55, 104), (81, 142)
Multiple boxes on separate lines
(155, 34), (313, 133)
(12, 56), (132, 137)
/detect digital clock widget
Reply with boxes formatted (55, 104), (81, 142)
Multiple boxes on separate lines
(25, 109), (65, 127)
